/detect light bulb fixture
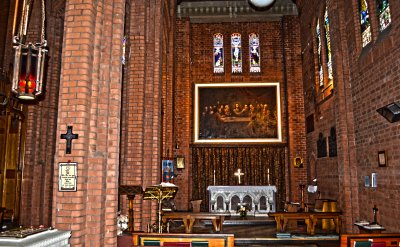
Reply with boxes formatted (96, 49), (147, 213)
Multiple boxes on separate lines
(248, 0), (276, 8)
(12, 0), (48, 101)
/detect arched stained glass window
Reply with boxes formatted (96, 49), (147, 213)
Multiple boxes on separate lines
(213, 33), (224, 73)
(231, 33), (242, 73)
(324, 8), (333, 83)
(316, 20), (324, 87)
(359, 0), (371, 47)
(376, 0), (391, 31)
(249, 33), (261, 73)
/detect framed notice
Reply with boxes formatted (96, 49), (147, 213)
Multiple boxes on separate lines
(59, 162), (77, 192)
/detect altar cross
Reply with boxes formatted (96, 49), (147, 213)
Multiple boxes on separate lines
(60, 126), (79, 154)
(234, 169), (244, 184)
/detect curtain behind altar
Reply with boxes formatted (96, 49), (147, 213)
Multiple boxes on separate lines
(192, 146), (286, 212)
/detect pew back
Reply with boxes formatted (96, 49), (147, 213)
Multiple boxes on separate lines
(340, 233), (400, 247)
(133, 233), (234, 247)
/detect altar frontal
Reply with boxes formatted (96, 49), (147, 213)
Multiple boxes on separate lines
(207, 185), (276, 215)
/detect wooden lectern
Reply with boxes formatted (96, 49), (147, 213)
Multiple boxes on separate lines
(119, 185), (143, 232)
(143, 183), (178, 233)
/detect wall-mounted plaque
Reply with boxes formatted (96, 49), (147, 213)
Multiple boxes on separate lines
(59, 162), (77, 192)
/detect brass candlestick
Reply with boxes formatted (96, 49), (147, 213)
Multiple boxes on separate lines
(372, 205), (378, 224)
(299, 184), (305, 211)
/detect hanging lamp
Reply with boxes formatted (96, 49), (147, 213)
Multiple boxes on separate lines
(248, 0), (275, 8)
(12, 0), (47, 101)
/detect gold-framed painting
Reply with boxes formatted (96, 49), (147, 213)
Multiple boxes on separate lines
(194, 82), (282, 143)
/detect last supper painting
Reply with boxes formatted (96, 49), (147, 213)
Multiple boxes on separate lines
(194, 82), (282, 143)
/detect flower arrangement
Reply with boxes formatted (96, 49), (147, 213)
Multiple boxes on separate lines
(117, 211), (129, 235)
(237, 204), (249, 217)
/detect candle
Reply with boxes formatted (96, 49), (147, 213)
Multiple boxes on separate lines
(267, 168), (270, 185)
(213, 170), (216, 185)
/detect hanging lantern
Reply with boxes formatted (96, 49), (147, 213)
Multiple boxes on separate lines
(11, 0), (47, 101)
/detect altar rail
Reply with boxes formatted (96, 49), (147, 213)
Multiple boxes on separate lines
(133, 233), (234, 247)
(207, 186), (276, 215)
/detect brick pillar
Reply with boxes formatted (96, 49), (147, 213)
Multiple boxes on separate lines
(282, 16), (308, 203)
(174, 18), (191, 211)
(52, 0), (125, 245)
(120, 0), (166, 231)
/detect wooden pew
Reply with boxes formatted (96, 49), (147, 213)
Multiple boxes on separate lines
(162, 212), (226, 233)
(269, 211), (341, 235)
(133, 232), (234, 247)
(340, 233), (400, 247)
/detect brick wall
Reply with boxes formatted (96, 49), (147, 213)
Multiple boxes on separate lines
(174, 18), (306, 206)
(299, 0), (400, 232)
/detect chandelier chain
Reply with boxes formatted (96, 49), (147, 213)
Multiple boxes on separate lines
(41, 0), (46, 43)
(18, 0), (32, 37)
(17, 0), (46, 44)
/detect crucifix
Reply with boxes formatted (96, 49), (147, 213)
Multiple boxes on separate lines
(60, 126), (79, 154)
(234, 168), (244, 184)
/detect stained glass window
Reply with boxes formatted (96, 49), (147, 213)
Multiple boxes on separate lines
(231, 33), (242, 73)
(213, 33), (224, 73)
(376, 0), (391, 31)
(249, 33), (261, 73)
(316, 20), (324, 87)
(324, 8), (333, 83)
(359, 0), (371, 47)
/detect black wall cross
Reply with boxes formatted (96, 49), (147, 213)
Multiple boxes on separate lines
(60, 126), (79, 154)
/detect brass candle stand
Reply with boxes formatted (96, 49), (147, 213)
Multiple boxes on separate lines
(143, 183), (178, 233)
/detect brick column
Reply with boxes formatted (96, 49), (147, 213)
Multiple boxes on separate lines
(282, 16), (308, 203)
(52, 0), (125, 245)
(120, 0), (168, 231)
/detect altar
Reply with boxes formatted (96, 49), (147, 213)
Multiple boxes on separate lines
(207, 185), (276, 215)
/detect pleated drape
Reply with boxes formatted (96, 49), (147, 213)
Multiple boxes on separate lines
(191, 146), (286, 211)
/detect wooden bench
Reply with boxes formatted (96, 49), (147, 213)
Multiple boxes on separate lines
(162, 212), (226, 233)
(269, 211), (341, 235)
(340, 233), (400, 247)
(133, 232), (234, 247)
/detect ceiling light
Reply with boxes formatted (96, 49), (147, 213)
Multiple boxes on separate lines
(248, 0), (276, 8)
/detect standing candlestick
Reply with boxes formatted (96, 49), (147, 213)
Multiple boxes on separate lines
(267, 168), (270, 185)
(213, 169), (216, 185)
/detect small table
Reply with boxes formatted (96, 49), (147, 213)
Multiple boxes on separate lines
(354, 222), (385, 234)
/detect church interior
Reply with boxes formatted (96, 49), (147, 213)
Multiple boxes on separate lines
(0, 0), (399, 246)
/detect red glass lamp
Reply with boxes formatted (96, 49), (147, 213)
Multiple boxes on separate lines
(11, 0), (47, 101)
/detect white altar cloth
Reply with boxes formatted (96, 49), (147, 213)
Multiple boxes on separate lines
(207, 185), (276, 215)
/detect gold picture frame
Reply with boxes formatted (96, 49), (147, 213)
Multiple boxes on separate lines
(194, 82), (282, 143)
(294, 157), (303, 168)
(176, 157), (185, 169)
(378, 151), (387, 167)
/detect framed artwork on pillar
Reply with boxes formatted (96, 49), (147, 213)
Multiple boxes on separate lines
(176, 156), (185, 169)
(162, 159), (174, 183)
(378, 151), (387, 167)
(194, 82), (282, 143)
